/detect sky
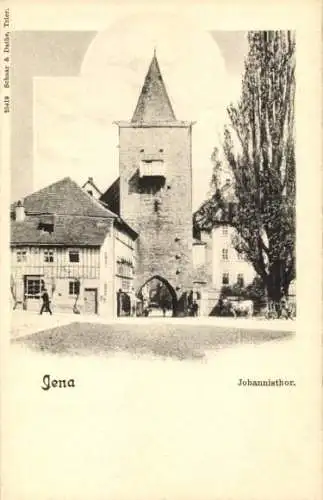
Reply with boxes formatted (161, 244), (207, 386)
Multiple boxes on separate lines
(31, 14), (247, 209)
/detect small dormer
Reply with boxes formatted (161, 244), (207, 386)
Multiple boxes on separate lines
(37, 214), (55, 234)
(82, 177), (102, 199)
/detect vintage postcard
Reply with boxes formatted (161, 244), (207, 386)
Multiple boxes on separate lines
(1, 1), (322, 499)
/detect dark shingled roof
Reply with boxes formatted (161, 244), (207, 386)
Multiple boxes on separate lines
(131, 53), (176, 123)
(10, 177), (139, 246)
(11, 215), (113, 247)
(11, 177), (116, 218)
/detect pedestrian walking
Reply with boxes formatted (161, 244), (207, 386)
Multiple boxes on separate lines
(40, 288), (52, 315)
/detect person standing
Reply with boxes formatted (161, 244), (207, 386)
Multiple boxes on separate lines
(192, 289), (200, 317)
(117, 288), (123, 317)
(129, 287), (137, 317)
(40, 288), (52, 315)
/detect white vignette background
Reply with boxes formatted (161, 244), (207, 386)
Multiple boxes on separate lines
(0, 1), (322, 500)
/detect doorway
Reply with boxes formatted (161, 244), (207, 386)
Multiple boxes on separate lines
(84, 288), (98, 314)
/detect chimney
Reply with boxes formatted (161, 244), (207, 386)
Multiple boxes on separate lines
(88, 177), (93, 183)
(15, 200), (25, 221)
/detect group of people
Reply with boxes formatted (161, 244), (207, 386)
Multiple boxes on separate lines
(266, 296), (295, 319)
(116, 287), (201, 318)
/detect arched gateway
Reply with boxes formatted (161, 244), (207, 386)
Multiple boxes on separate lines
(137, 276), (178, 317)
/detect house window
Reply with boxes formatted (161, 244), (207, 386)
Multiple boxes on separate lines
(25, 277), (41, 298)
(69, 250), (79, 263)
(222, 249), (228, 260)
(237, 273), (244, 287)
(104, 283), (108, 297)
(69, 280), (80, 295)
(222, 273), (229, 285)
(237, 253), (244, 261)
(104, 252), (108, 266)
(222, 225), (228, 236)
(44, 249), (54, 263)
(16, 250), (27, 263)
(117, 259), (133, 278)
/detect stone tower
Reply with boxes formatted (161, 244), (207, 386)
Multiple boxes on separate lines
(115, 52), (194, 305)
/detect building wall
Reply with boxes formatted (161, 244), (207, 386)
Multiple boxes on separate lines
(11, 245), (102, 314)
(98, 223), (115, 317)
(200, 230), (214, 286)
(118, 125), (193, 294)
(211, 225), (256, 291)
(114, 227), (136, 294)
(192, 243), (206, 268)
(11, 222), (136, 317)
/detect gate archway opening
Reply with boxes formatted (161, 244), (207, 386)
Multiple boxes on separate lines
(137, 275), (177, 317)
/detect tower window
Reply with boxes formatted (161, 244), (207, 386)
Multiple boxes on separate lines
(222, 273), (229, 285)
(140, 149), (144, 153)
(154, 199), (161, 212)
(159, 148), (164, 153)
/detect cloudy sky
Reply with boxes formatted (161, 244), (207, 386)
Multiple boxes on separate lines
(31, 13), (247, 209)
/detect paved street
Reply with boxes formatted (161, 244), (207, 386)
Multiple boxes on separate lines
(11, 309), (295, 340)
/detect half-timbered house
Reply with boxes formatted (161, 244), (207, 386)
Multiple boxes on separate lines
(10, 177), (137, 316)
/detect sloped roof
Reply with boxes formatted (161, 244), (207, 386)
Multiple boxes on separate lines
(11, 177), (116, 218)
(131, 53), (176, 123)
(11, 215), (113, 246)
(100, 177), (120, 215)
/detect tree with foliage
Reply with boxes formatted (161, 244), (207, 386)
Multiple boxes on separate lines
(217, 31), (296, 303)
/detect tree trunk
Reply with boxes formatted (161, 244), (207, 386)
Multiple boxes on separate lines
(265, 263), (283, 303)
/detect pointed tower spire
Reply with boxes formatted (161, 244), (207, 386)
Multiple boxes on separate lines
(131, 52), (176, 123)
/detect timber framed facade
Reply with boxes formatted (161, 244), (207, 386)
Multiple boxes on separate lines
(10, 177), (137, 317)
